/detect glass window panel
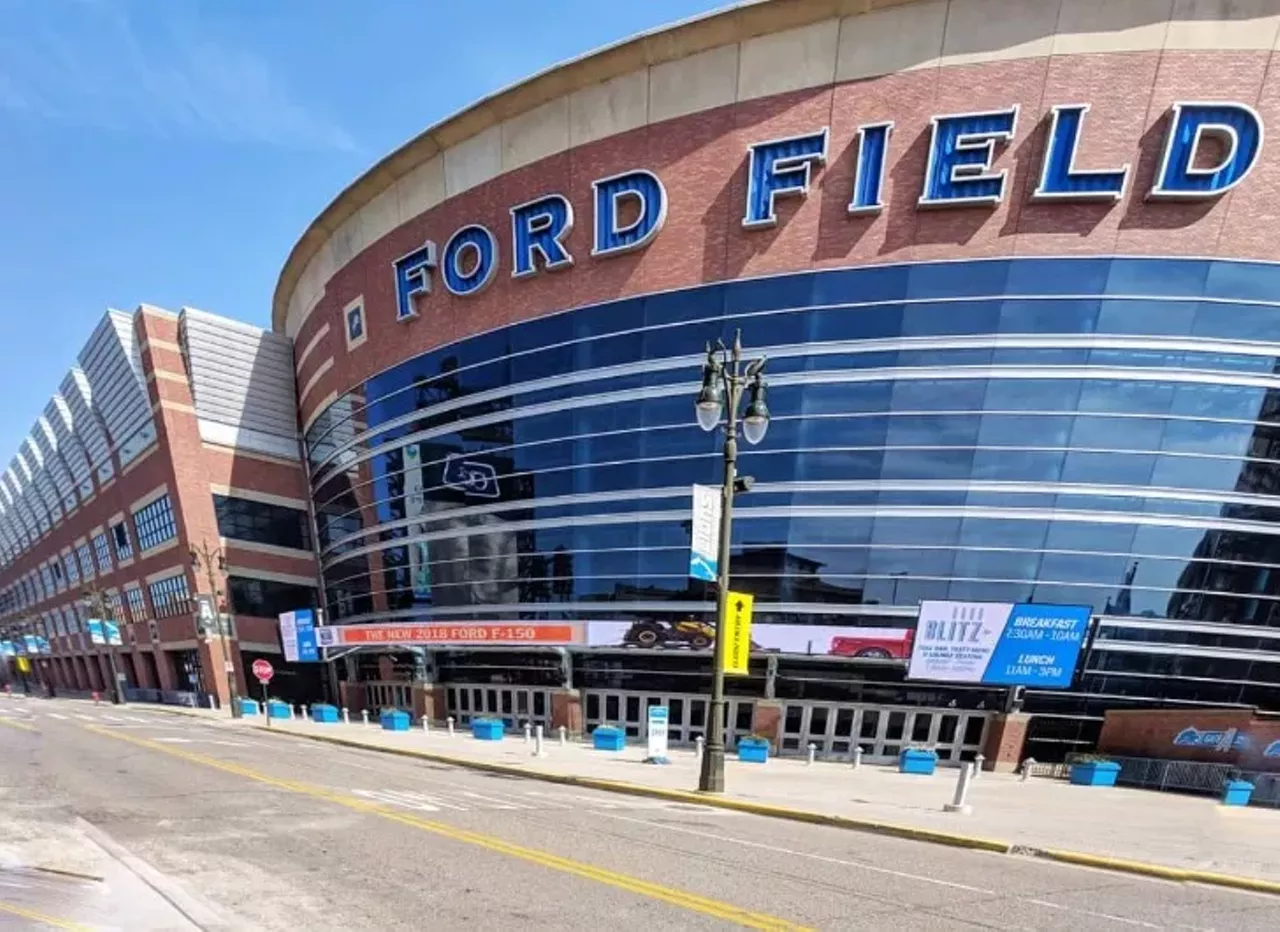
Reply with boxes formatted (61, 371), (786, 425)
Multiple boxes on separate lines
(900, 300), (1000, 336)
(999, 298), (1098, 334)
(1105, 258), (1208, 297)
(1095, 299), (1197, 336)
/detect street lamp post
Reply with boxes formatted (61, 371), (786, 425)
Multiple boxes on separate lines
(693, 330), (770, 793)
(190, 540), (242, 718)
(81, 586), (124, 705)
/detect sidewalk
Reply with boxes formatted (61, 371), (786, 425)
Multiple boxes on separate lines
(215, 710), (1280, 889)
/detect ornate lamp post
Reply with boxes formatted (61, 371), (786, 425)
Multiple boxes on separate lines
(190, 540), (242, 718)
(693, 330), (770, 793)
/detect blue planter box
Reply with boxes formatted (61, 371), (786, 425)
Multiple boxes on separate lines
(239, 698), (259, 716)
(1222, 780), (1255, 807)
(311, 704), (339, 724)
(593, 726), (626, 751)
(1069, 761), (1120, 786)
(266, 701), (291, 720)
(898, 749), (938, 775)
(737, 739), (770, 763)
(380, 710), (410, 732)
(472, 718), (504, 741)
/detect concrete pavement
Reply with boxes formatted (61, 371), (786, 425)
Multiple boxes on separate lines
(3, 698), (1280, 930)
(183, 704), (1280, 888)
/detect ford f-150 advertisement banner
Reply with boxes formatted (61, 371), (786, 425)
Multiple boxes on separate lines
(585, 621), (913, 659)
(906, 600), (1092, 689)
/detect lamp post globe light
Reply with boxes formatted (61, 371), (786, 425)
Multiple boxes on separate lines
(81, 586), (124, 705)
(190, 540), (242, 718)
(694, 329), (769, 794)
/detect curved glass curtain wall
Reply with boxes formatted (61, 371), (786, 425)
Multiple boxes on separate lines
(304, 256), (1280, 704)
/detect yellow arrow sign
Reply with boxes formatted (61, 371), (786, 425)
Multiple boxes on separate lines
(722, 591), (753, 676)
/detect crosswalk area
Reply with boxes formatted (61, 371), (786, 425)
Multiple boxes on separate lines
(352, 785), (729, 815)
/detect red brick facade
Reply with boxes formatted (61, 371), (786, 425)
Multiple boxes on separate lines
(1098, 708), (1280, 773)
(292, 49), (1280, 428)
(1, 308), (316, 706)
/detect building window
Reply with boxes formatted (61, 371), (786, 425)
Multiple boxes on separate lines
(112, 521), (133, 561)
(50, 559), (64, 587)
(63, 552), (79, 586)
(92, 533), (112, 574)
(228, 575), (317, 618)
(133, 494), (177, 552)
(344, 297), (367, 350)
(76, 543), (94, 580)
(124, 586), (146, 622)
(106, 589), (124, 620)
(147, 573), (190, 619)
(213, 495), (311, 551)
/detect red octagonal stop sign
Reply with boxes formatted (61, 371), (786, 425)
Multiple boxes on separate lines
(252, 659), (274, 684)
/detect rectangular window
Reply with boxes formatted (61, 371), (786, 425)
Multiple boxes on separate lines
(92, 533), (112, 574)
(213, 495), (311, 551)
(63, 552), (79, 586)
(51, 558), (64, 586)
(147, 573), (190, 619)
(124, 587), (146, 623)
(112, 521), (134, 562)
(133, 494), (177, 552)
(228, 575), (317, 618)
(76, 543), (94, 581)
(106, 589), (124, 621)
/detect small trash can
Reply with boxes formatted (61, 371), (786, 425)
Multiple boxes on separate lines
(379, 709), (410, 732)
(311, 704), (339, 724)
(898, 748), (938, 775)
(1222, 780), (1255, 807)
(592, 726), (626, 751)
(472, 718), (504, 741)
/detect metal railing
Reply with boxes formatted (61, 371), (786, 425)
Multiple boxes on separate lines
(1041, 753), (1280, 807)
(123, 686), (207, 708)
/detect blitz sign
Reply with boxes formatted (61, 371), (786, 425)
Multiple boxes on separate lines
(394, 101), (1261, 319)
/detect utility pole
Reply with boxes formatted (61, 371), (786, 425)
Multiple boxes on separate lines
(190, 539), (242, 717)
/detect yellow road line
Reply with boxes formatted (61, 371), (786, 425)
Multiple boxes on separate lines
(82, 725), (808, 930)
(0, 716), (37, 732)
(0, 899), (93, 931)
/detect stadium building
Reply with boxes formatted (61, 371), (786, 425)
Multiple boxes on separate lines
(284, 0), (1280, 762)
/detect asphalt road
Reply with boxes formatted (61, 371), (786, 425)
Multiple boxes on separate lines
(3, 699), (1280, 931)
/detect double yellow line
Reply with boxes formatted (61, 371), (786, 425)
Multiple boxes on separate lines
(0, 899), (93, 931)
(0, 716), (36, 732)
(83, 725), (808, 930)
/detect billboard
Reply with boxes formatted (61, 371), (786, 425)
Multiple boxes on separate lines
(906, 600), (1091, 689)
(279, 609), (320, 662)
(585, 620), (913, 659)
(315, 621), (583, 649)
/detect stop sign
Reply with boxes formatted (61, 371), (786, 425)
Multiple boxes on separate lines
(251, 659), (274, 684)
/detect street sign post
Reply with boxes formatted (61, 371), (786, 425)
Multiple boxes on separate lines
(252, 659), (274, 728)
(722, 591), (754, 676)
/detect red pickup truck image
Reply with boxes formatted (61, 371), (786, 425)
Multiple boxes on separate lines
(828, 629), (914, 660)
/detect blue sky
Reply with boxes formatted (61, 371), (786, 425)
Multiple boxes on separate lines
(0, 0), (726, 458)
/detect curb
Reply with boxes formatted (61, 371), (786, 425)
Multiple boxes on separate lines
(1031, 849), (1280, 895)
(246, 724), (1280, 897)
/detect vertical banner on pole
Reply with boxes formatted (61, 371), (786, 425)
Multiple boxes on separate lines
(722, 591), (754, 676)
(689, 484), (722, 582)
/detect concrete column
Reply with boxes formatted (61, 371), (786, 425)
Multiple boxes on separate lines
(550, 688), (583, 736)
(751, 700), (784, 751)
(980, 713), (1031, 772)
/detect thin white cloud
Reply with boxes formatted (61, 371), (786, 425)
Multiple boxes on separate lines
(0, 2), (357, 153)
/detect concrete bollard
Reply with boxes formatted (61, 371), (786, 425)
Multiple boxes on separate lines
(944, 763), (974, 815)
(557, 725), (566, 746)
(259, 701), (265, 716)
(423, 716), (430, 733)
(1020, 757), (1036, 782)
(851, 746), (863, 770)
(534, 725), (545, 758)
(208, 694), (217, 710)
(523, 722), (532, 744)
(972, 754), (985, 778)
(361, 709), (369, 725)
(807, 743), (817, 766)
(447, 716), (455, 737)
(342, 708), (349, 725)
(302, 705), (310, 721)
(695, 736), (705, 758)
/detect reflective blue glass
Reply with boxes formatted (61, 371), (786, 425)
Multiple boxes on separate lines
(305, 257), (1280, 667)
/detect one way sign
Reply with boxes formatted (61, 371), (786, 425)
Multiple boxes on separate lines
(722, 591), (754, 676)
